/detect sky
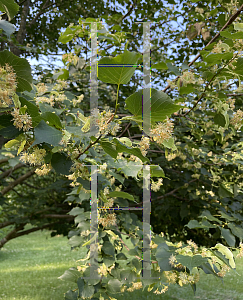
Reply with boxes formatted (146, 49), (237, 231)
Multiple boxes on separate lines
(26, 0), (197, 91)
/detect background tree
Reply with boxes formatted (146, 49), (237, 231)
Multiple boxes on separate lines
(1, 0), (243, 298)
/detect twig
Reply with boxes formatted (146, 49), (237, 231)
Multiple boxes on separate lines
(163, 4), (243, 93)
(117, 122), (131, 138)
(183, 53), (238, 116)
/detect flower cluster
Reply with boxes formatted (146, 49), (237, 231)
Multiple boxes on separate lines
(166, 152), (177, 161)
(97, 263), (115, 277)
(151, 178), (163, 192)
(35, 96), (55, 107)
(67, 163), (90, 187)
(180, 71), (197, 86)
(11, 108), (32, 131)
(20, 148), (46, 165)
(99, 163), (107, 172)
(217, 265), (231, 277)
(153, 285), (168, 294)
(187, 239), (198, 253)
(138, 136), (150, 156)
(35, 163), (52, 176)
(231, 109), (243, 130)
(36, 83), (48, 95)
(54, 79), (68, 91)
(127, 281), (143, 292)
(212, 40), (227, 54)
(62, 53), (78, 65)
(226, 97), (235, 110)
(94, 108), (121, 136)
(150, 117), (174, 145)
(72, 94), (84, 107)
(0, 64), (17, 107)
(237, 242), (243, 258)
(98, 212), (117, 227)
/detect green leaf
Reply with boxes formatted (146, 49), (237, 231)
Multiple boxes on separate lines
(218, 184), (233, 198)
(68, 235), (84, 247)
(78, 278), (95, 299)
(131, 258), (142, 272)
(108, 191), (134, 201)
(118, 137), (132, 147)
(199, 263), (222, 280)
(32, 120), (62, 147)
(167, 62), (181, 75)
(107, 279), (122, 293)
(125, 88), (181, 126)
(186, 219), (216, 229)
(68, 207), (84, 216)
(98, 49), (141, 85)
(151, 62), (168, 70)
(58, 27), (78, 44)
(4, 138), (19, 148)
(214, 113), (226, 127)
(162, 137), (177, 150)
(221, 227), (235, 247)
(219, 211), (236, 221)
(0, 50), (32, 92)
(116, 253), (127, 260)
(176, 255), (208, 271)
(214, 243), (235, 269)
(228, 223), (243, 240)
(155, 243), (172, 271)
(202, 52), (233, 65)
(234, 23), (243, 31)
(150, 165), (165, 177)
(0, 20), (15, 37)
(117, 160), (143, 179)
(109, 171), (124, 184)
(120, 269), (137, 284)
(199, 210), (222, 224)
(51, 153), (73, 175)
(64, 290), (78, 300)
(58, 268), (80, 283)
(41, 112), (63, 129)
(113, 138), (149, 163)
(100, 140), (118, 159)
(102, 241), (115, 256)
(179, 84), (195, 95)
(0, 125), (21, 138)
(0, 0), (19, 20)
(220, 30), (243, 39)
(53, 69), (69, 80)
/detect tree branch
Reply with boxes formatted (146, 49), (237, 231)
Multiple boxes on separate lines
(183, 53), (238, 116)
(1, 168), (36, 196)
(0, 221), (15, 229)
(40, 214), (75, 219)
(163, 4), (243, 93)
(0, 158), (9, 165)
(117, 122), (132, 138)
(0, 163), (25, 179)
(0, 223), (26, 249)
(0, 221), (64, 249)
(10, 0), (30, 56)
(28, 0), (51, 27)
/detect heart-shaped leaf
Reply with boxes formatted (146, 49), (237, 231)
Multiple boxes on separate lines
(0, 50), (32, 92)
(125, 88), (181, 125)
(98, 49), (141, 85)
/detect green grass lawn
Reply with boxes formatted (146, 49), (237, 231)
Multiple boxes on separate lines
(0, 226), (243, 300)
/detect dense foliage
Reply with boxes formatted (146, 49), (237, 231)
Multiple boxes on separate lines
(1, 0), (243, 299)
